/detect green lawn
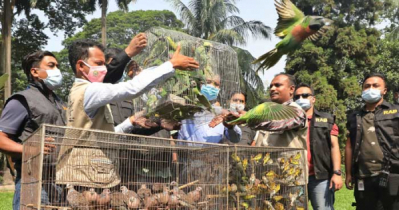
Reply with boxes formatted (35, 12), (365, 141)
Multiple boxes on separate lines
(0, 192), (13, 210)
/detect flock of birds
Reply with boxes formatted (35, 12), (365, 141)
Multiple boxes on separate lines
(66, 182), (202, 210)
(224, 152), (306, 210)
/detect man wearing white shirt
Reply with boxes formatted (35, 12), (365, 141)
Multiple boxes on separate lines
(56, 39), (199, 188)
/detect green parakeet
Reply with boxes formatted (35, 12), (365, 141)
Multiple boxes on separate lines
(226, 102), (299, 128)
(253, 0), (333, 72)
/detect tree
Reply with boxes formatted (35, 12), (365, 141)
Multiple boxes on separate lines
(281, 0), (399, 151)
(168, 0), (271, 46)
(81, 0), (137, 46)
(0, 0), (95, 102)
(56, 10), (185, 101)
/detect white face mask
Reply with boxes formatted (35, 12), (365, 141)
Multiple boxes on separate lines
(230, 103), (245, 112)
(38, 68), (63, 90)
(295, 98), (312, 111)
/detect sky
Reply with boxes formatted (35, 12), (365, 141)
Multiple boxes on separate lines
(39, 0), (286, 85)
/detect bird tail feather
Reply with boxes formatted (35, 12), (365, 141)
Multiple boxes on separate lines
(252, 48), (283, 73)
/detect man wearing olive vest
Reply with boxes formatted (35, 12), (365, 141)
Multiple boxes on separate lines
(346, 73), (399, 210)
(56, 39), (198, 188)
(294, 83), (342, 210)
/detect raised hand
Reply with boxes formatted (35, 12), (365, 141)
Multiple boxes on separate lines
(169, 45), (199, 70)
(125, 33), (147, 57)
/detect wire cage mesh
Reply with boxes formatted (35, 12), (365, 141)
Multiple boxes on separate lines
(20, 124), (307, 210)
(131, 27), (241, 123)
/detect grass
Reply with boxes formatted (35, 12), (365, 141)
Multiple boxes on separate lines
(0, 192), (13, 210)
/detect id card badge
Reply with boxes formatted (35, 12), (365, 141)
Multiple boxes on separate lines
(358, 179), (365, 191)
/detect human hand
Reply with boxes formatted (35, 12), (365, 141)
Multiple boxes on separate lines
(345, 174), (353, 190)
(169, 45), (199, 70)
(160, 119), (181, 131)
(223, 112), (240, 129)
(330, 174), (343, 191)
(125, 33), (147, 57)
(43, 137), (56, 155)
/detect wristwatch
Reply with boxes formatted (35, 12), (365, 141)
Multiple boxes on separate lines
(333, 170), (342, 176)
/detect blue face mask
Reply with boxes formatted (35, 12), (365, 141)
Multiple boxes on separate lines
(362, 88), (382, 103)
(295, 98), (312, 111)
(39, 68), (63, 90)
(201, 84), (219, 101)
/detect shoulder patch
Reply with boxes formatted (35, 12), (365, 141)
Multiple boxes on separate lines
(383, 109), (397, 115)
(315, 118), (328, 123)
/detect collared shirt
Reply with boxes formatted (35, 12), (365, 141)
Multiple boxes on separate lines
(76, 61), (175, 133)
(178, 111), (242, 144)
(358, 109), (384, 178)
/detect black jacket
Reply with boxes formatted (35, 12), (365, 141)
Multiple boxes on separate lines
(310, 109), (335, 180)
(104, 51), (131, 84)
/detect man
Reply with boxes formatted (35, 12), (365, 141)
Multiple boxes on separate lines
(103, 33), (147, 83)
(0, 51), (65, 209)
(178, 75), (242, 143)
(253, 73), (307, 148)
(346, 73), (399, 210)
(294, 83), (342, 210)
(220, 92), (255, 145)
(56, 39), (198, 188)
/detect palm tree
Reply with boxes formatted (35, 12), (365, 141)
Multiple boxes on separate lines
(168, 0), (271, 46)
(81, 0), (137, 46)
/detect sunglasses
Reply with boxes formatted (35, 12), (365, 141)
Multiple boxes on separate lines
(232, 99), (245, 103)
(294, 93), (313, 100)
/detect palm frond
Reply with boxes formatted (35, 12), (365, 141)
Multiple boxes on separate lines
(208, 29), (245, 45)
(231, 20), (272, 40)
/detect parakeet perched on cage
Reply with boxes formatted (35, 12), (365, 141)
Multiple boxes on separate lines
(253, 0), (333, 72)
(226, 102), (300, 128)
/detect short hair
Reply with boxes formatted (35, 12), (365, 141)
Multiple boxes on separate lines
(295, 83), (315, 95)
(275, 73), (296, 87)
(68, 39), (105, 74)
(105, 48), (123, 62)
(362, 73), (386, 87)
(22, 51), (57, 82)
(230, 91), (247, 101)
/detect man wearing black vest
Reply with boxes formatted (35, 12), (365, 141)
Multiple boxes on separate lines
(0, 51), (66, 209)
(294, 83), (342, 210)
(346, 73), (399, 210)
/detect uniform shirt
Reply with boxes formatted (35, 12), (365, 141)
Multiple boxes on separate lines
(178, 111), (242, 143)
(307, 115), (339, 176)
(358, 110), (384, 178)
(220, 125), (255, 146)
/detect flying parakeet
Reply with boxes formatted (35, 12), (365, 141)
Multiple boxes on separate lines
(226, 102), (300, 128)
(253, 0), (333, 72)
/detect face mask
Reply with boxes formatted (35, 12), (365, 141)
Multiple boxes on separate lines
(295, 98), (312, 111)
(230, 103), (245, 112)
(362, 88), (382, 103)
(38, 68), (63, 90)
(201, 84), (219, 101)
(82, 61), (107, 83)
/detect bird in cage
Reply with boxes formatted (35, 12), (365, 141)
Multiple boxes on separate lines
(137, 184), (152, 199)
(66, 184), (89, 210)
(263, 200), (274, 210)
(144, 194), (159, 209)
(82, 188), (98, 206)
(154, 185), (170, 207)
(151, 183), (164, 193)
(250, 153), (263, 164)
(274, 202), (285, 210)
(120, 186), (140, 209)
(96, 189), (111, 207)
(263, 153), (274, 166)
(187, 187), (203, 203)
(110, 190), (128, 210)
(226, 102), (301, 129)
(253, 0), (333, 72)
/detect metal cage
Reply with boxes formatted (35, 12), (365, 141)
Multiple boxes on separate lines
(20, 124), (307, 210)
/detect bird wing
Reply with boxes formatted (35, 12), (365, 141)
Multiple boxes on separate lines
(247, 102), (299, 126)
(274, 0), (305, 38)
(306, 24), (332, 42)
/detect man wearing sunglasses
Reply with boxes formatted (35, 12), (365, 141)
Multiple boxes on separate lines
(346, 73), (399, 210)
(295, 84), (342, 210)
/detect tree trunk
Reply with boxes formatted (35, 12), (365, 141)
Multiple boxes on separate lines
(101, 0), (107, 46)
(1, 0), (13, 100)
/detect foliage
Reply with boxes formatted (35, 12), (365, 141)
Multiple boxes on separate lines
(167, 0), (271, 46)
(54, 10), (184, 101)
(284, 0), (399, 151)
